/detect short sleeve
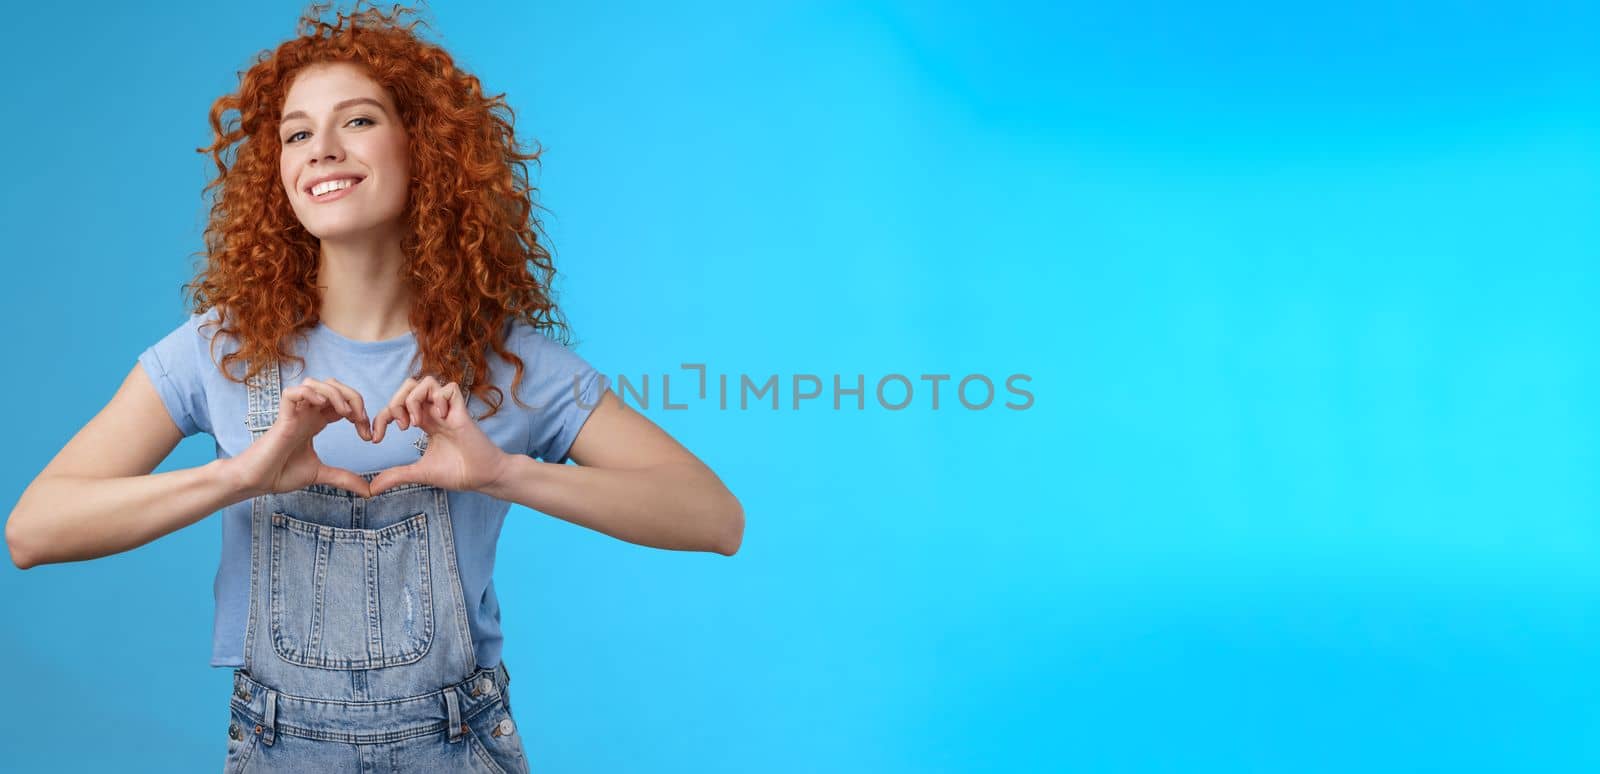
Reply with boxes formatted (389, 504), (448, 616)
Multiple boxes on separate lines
(516, 326), (610, 465)
(137, 311), (214, 438)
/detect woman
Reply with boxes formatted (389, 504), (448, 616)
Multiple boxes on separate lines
(3, 3), (743, 772)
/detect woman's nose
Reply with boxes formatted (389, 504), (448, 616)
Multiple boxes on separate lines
(309, 133), (343, 162)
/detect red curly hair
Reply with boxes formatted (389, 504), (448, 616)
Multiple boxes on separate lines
(184, 0), (569, 420)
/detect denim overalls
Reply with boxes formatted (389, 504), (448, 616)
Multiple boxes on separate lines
(222, 358), (530, 773)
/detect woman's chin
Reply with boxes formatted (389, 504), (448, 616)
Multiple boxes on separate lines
(303, 217), (406, 244)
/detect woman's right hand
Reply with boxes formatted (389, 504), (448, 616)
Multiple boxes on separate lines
(224, 377), (374, 498)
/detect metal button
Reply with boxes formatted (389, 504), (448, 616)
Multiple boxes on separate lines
(494, 718), (515, 737)
(229, 722), (241, 741)
(477, 677), (494, 696)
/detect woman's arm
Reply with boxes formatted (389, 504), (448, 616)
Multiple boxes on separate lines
(479, 390), (745, 555)
(5, 364), (255, 569)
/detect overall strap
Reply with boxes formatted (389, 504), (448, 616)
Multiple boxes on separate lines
(244, 359), (282, 441)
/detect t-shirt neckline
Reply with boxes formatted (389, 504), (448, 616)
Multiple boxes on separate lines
(309, 320), (416, 354)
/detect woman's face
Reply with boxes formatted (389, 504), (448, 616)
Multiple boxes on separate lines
(277, 62), (409, 243)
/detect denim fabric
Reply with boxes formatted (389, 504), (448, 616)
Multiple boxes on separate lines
(138, 310), (611, 669)
(225, 359), (530, 772)
(225, 663), (527, 773)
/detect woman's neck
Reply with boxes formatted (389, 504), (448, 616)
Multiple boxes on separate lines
(314, 232), (413, 342)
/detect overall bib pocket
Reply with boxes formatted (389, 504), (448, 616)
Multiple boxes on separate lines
(268, 510), (436, 669)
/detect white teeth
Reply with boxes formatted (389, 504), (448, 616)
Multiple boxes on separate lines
(311, 178), (359, 197)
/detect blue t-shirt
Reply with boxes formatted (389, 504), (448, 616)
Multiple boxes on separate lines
(137, 307), (609, 668)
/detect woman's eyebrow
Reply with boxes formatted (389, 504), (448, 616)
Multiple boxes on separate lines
(281, 97), (388, 123)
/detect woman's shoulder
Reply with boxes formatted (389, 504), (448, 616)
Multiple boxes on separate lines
(145, 306), (224, 361)
(140, 306), (233, 438)
(158, 306), (233, 349)
(492, 318), (606, 396)
(501, 317), (564, 349)
(493, 319), (610, 464)
(497, 318), (590, 368)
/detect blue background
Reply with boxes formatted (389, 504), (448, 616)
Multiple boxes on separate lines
(2, 0), (1597, 771)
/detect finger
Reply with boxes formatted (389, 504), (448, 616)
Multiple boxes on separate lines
(404, 376), (441, 432)
(322, 377), (372, 440)
(302, 378), (369, 439)
(444, 381), (467, 420)
(316, 465), (372, 498)
(282, 386), (328, 417)
(371, 406), (393, 444)
(301, 378), (355, 419)
(322, 377), (369, 419)
(430, 381), (460, 421)
(385, 377), (420, 430)
(369, 463), (422, 496)
(285, 384), (325, 407)
(309, 391), (343, 426)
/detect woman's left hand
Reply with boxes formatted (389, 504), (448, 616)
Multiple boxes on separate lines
(367, 376), (511, 496)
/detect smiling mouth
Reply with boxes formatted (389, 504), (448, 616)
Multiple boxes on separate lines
(307, 178), (364, 202)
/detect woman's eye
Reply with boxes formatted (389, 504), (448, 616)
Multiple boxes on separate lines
(283, 117), (375, 144)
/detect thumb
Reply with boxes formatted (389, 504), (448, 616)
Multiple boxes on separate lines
(369, 463), (424, 496)
(317, 465), (372, 498)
